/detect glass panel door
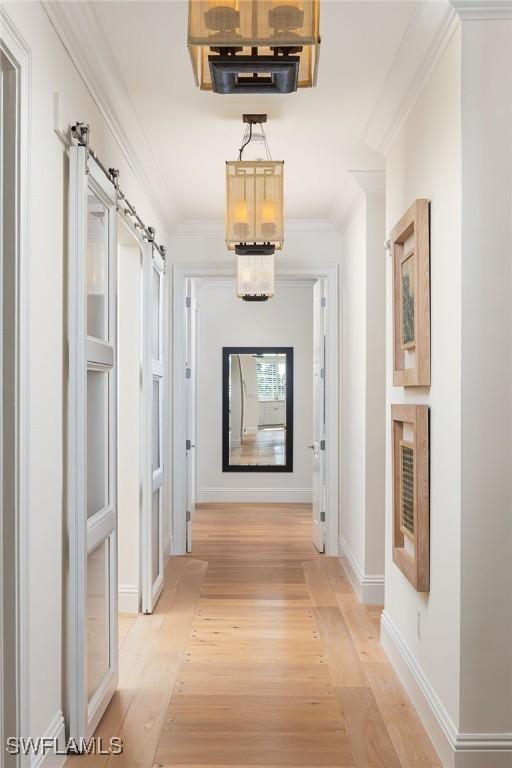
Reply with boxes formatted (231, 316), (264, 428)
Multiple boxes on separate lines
(68, 146), (118, 740)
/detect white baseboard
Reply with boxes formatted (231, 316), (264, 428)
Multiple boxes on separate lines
(198, 487), (313, 503)
(339, 537), (385, 604)
(118, 584), (139, 614)
(381, 610), (512, 768)
(30, 710), (66, 768)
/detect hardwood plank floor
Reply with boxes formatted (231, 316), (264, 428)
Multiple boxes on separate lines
(69, 503), (440, 768)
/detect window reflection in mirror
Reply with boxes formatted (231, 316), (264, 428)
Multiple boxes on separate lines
(223, 347), (293, 473)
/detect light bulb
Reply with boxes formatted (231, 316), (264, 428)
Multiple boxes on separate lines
(234, 200), (249, 224)
(261, 200), (275, 225)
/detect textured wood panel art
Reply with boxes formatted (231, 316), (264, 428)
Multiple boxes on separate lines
(392, 405), (430, 591)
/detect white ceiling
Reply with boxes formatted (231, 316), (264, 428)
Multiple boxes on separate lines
(82, 1), (418, 225)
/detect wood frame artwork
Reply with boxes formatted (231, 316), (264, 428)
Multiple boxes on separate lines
(392, 404), (430, 592)
(390, 199), (430, 386)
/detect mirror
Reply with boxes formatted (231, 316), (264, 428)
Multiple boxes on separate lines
(222, 347), (293, 472)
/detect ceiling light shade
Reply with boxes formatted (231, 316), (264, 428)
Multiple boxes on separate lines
(237, 253), (275, 301)
(226, 160), (284, 252)
(188, 0), (320, 93)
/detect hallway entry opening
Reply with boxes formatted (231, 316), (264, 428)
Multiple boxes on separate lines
(172, 269), (339, 556)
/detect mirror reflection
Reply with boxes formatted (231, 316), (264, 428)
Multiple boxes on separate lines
(223, 348), (293, 472)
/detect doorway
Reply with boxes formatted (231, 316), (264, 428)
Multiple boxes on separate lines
(172, 267), (339, 556)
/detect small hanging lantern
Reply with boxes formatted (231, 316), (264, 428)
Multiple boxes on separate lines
(227, 115), (282, 301)
(237, 253), (275, 301)
(188, 0), (321, 94)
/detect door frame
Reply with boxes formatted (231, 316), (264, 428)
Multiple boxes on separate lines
(0, 10), (31, 765)
(171, 264), (340, 556)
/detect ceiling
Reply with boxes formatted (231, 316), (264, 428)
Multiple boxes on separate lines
(80, 0), (419, 226)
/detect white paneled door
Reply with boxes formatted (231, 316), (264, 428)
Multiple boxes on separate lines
(142, 245), (165, 613)
(68, 146), (118, 739)
(312, 279), (327, 553)
(185, 279), (197, 553)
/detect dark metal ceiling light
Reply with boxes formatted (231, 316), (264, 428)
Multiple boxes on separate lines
(188, 1), (321, 94)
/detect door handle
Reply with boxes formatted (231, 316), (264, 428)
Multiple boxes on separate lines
(308, 444), (315, 450)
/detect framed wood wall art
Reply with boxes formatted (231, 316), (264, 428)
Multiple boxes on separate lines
(391, 404), (430, 592)
(390, 199), (430, 387)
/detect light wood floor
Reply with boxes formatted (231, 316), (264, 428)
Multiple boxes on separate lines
(66, 503), (440, 767)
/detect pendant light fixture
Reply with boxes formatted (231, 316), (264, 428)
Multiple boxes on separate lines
(188, 1), (321, 94)
(227, 115), (283, 302)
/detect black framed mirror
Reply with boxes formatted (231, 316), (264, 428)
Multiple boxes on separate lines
(222, 347), (293, 472)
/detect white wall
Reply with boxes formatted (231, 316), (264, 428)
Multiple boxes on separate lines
(117, 234), (142, 614)
(383, 18), (512, 762)
(3, 0), (170, 748)
(196, 280), (314, 502)
(458, 15), (512, 739)
(169, 222), (343, 268)
(383, 26), (462, 747)
(340, 179), (386, 602)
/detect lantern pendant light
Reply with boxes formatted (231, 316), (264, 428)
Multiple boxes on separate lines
(227, 115), (283, 302)
(188, 1), (321, 94)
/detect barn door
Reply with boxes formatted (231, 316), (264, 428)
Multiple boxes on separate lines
(68, 145), (118, 738)
(141, 244), (165, 613)
(312, 279), (327, 553)
(185, 279), (197, 553)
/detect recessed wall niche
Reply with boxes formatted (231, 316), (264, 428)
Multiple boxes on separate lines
(391, 404), (430, 592)
(390, 199), (431, 387)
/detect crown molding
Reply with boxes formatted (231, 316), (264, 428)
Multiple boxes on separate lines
(364, 0), (459, 155)
(170, 218), (340, 238)
(42, 1), (178, 235)
(451, 0), (512, 19)
(350, 170), (386, 193)
(329, 170), (385, 235)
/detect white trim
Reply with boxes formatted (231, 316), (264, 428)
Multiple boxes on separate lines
(364, 1), (459, 154)
(194, 277), (316, 291)
(198, 488), (313, 504)
(172, 219), (338, 237)
(339, 538), (385, 604)
(451, 1), (512, 20)
(118, 584), (139, 615)
(381, 611), (512, 768)
(30, 711), (66, 768)
(172, 264), (340, 557)
(0, 9), (32, 765)
(330, 170), (386, 235)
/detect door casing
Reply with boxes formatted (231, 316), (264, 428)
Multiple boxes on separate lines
(0, 12), (31, 765)
(171, 265), (340, 556)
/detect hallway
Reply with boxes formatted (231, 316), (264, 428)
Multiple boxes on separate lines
(68, 505), (440, 767)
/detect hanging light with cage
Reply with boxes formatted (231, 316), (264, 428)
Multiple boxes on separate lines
(226, 114), (283, 301)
